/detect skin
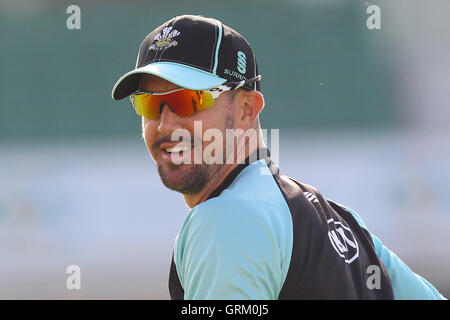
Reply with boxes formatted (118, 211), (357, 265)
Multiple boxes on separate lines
(139, 74), (265, 208)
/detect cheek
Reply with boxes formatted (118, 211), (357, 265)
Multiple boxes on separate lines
(192, 100), (232, 131)
(142, 118), (157, 151)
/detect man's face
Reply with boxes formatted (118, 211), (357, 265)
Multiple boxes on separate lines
(140, 75), (237, 195)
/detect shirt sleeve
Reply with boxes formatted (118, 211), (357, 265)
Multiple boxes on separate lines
(173, 198), (292, 300)
(333, 201), (446, 300)
(370, 234), (446, 300)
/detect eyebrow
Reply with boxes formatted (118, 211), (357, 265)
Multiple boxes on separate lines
(138, 85), (181, 93)
(136, 88), (185, 95)
(138, 77), (181, 93)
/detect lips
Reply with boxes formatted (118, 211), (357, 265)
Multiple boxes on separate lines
(158, 141), (194, 163)
(165, 144), (192, 153)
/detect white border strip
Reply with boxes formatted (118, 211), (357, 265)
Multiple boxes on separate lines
(210, 18), (223, 75)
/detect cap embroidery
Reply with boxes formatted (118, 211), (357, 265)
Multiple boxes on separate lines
(149, 26), (180, 51)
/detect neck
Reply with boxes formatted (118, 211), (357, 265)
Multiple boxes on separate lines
(183, 129), (266, 208)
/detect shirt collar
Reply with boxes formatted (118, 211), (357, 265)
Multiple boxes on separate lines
(206, 147), (271, 201)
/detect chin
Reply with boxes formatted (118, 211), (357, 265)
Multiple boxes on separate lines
(157, 163), (209, 195)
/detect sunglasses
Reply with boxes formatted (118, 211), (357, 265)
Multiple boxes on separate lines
(130, 75), (261, 120)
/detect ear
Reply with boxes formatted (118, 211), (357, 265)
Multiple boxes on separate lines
(239, 90), (265, 127)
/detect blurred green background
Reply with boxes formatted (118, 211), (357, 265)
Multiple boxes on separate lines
(0, 0), (395, 141)
(1, 0), (449, 299)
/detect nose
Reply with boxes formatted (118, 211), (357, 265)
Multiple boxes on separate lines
(157, 103), (182, 136)
(159, 102), (175, 114)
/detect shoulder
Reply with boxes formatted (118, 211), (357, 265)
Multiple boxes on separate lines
(176, 168), (294, 262)
(176, 188), (293, 299)
(188, 193), (291, 242)
(190, 160), (294, 233)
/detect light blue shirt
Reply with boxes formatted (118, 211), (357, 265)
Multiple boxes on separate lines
(174, 160), (446, 299)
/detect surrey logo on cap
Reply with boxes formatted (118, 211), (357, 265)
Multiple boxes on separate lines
(149, 26), (181, 51)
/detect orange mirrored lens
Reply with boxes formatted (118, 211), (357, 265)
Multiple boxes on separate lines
(130, 89), (215, 120)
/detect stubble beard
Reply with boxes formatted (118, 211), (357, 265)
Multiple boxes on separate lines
(157, 161), (222, 195)
(157, 114), (234, 195)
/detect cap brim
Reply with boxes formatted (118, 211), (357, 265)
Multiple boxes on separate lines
(111, 62), (228, 100)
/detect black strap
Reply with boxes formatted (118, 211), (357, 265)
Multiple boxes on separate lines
(168, 254), (184, 300)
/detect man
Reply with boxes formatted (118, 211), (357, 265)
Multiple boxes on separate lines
(112, 15), (445, 299)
